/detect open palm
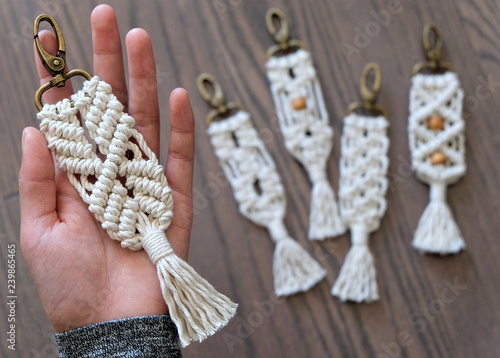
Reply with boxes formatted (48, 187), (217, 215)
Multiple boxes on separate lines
(19, 5), (194, 333)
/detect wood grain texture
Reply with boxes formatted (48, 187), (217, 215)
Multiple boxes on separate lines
(0, 0), (499, 357)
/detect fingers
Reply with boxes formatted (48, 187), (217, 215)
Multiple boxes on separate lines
(91, 4), (128, 109)
(165, 89), (195, 260)
(126, 28), (160, 157)
(19, 128), (58, 232)
(34, 31), (75, 105)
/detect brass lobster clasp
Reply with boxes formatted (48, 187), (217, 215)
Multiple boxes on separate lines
(412, 23), (454, 75)
(265, 8), (305, 59)
(197, 73), (245, 126)
(347, 62), (387, 118)
(34, 14), (92, 110)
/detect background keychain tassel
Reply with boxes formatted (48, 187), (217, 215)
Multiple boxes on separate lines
(265, 9), (344, 240)
(307, 153), (344, 240)
(412, 182), (465, 254)
(409, 24), (467, 255)
(198, 75), (326, 296)
(332, 224), (378, 302)
(333, 113), (389, 303)
(205, 109), (326, 296)
(38, 76), (237, 347)
(268, 220), (326, 296)
(409, 71), (466, 254)
(333, 64), (389, 303)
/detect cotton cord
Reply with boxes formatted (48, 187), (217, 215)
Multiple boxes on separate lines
(266, 49), (345, 240)
(408, 72), (466, 254)
(37, 76), (237, 347)
(207, 110), (326, 296)
(332, 113), (389, 303)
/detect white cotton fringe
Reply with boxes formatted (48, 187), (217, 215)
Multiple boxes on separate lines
(142, 228), (238, 347)
(268, 220), (326, 296)
(309, 178), (345, 241)
(332, 225), (379, 303)
(273, 237), (326, 296)
(412, 182), (466, 255)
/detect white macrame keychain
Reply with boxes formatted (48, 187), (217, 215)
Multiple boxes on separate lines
(197, 73), (326, 296)
(264, 8), (345, 240)
(409, 24), (466, 255)
(34, 15), (237, 347)
(332, 63), (389, 303)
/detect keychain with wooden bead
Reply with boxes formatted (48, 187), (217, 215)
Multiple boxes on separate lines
(264, 8), (345, 241)
(408, 23), (466, 255)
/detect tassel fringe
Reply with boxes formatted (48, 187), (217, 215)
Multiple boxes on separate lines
(142, 230), (238, 347)
(268, 220), (326, 296)
(308, 179), (345, 240)
(332, 225), (379, 303)
(412, 182), (465, 255)
(273, 238), (326, 296)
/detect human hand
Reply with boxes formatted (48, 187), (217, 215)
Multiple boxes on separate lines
(19, 4), (194, 333)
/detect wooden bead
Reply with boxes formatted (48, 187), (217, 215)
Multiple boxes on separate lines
(291, 97), (307, 110)
(427, 115), (444, 130)
(430, 151), (447, 165)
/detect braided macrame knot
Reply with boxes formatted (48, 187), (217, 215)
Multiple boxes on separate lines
(266, 49), (345, 240)
(207, 111), (326, 296)
(38, 76), (237, 347)
(409, 72), (466, 254)
(332, 114), (389, 303)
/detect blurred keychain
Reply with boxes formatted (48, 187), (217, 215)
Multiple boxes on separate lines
(332, 64), (389, 303)
(198, 73), (326, 297)
(33, 14), (236, 347)
(408, 24), (466, 254)
(264, 8), (345, 241)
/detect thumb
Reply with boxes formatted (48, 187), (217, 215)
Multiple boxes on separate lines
(19, 127), (58, 237)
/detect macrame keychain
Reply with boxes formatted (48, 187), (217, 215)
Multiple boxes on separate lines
(197, 73), (326, 296)
(264, 8), (345, 240)
(409, 24), (466, 254)
(33, 15), (237, 347)
(332, 63), (389, 303)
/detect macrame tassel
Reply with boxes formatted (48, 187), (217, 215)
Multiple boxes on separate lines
(38, 77), (237, 347)
(408, 72), (466, 254)
(268, 220), (326, 296)
(266, 49), (345, 241)
(412, 182), (466, 254)
(206, 110), (326, 297)
(335, 113), (389, 303)
(141, 222), (237, 347)
(309, 169), (345, 240)
(332, 224), (379, 303)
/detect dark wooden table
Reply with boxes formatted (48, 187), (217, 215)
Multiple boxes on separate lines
(1, 0), (499, 357)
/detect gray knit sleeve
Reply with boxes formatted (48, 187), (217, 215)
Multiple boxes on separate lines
(54, 315), (182, 357)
